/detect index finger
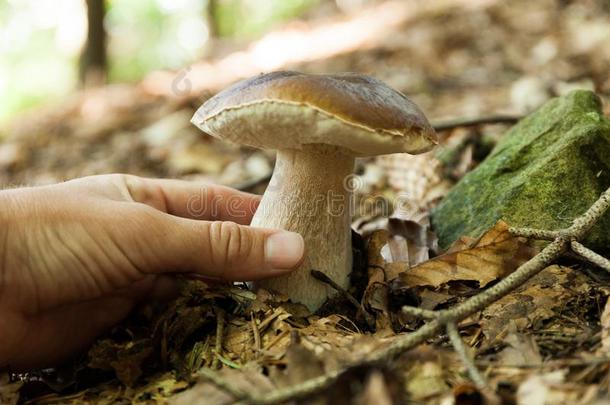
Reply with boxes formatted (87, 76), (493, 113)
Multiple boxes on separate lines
(122, 176), (261, 224)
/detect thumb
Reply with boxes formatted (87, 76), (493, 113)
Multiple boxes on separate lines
(153, 218), (305, 281)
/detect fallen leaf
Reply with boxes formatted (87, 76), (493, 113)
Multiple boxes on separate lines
(132, 372), (190, 402)
(88, 339), (154, 386)
(480, 265), (593, 345)
(363, 230), (393, 333)
(356, 371), (394, 405)
(270, 337), (326, 388)
(0, 373), (21, 405)
(403, 347), (450, 401)
(366, 230), (390, 280)
(394, 221), (536, 289)
(386, 216), (438, 266)
(169, 364), (274, 405)
(599, 297), (610, 355)
(515, 370), (598, 405)
(517, 370), (567, 405)
(498, 331), (543, 368)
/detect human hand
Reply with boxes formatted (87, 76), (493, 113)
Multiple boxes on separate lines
(0, 174), (304, 369)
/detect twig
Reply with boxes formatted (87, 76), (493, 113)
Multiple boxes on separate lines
(401, 306), (438, 320)
(216, 188), (610, 405)
(212, 308), (225, 370)
(508, 227), (561, 240)
(403, 307), (488, 388)
(476, 356), (610, 368)
(311, 270), (361, 309)
(369, 237), (566, 366)
(446, 322), (488, 389)
(311, 269), (375, 328)
(432, 114), (522, 132)
(571, 241), (610, 272)
(239, 369), (345, 405)
(251, 312), (262, 355)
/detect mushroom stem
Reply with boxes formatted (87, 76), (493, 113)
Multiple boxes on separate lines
(252, 144), (355, 311)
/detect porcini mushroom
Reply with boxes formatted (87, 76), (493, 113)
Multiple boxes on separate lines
(191, 71), (437, 311)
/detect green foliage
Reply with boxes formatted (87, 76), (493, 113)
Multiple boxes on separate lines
(0, 0), (81, 122)
(213, 0), (318, 38)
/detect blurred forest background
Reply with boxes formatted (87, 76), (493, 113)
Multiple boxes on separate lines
(0, 0), (319, 122)
(2, 0), (609, 190)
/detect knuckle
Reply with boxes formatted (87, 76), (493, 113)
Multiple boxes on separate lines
(108, 173), (141, 201)
(208, 221), (250, 270)
(107, 173), (132, 191)
(111, 173), (131, 183)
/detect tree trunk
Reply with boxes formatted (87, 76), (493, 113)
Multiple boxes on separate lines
(80, 0), (107, 86)
(206, 0), (219, 38)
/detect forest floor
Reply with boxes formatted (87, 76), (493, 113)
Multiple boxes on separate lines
(2, 0), (610, 404)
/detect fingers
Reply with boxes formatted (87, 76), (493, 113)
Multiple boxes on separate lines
(142, 214), (305, 281)
(121, 175), (261, 224)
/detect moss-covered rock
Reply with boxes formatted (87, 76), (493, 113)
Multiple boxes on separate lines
(431, 90), (610, 252)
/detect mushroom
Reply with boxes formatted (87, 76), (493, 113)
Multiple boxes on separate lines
(191, 71), (437, 311)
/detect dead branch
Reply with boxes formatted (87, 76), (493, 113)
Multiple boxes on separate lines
(446, 322), (488, 389)
(571, 241), (610, 272)
(212, 308), (225, 370)
(311, 269), (375, 328)
(403, 306), (488, 388)
(433, 115), (522, 132)
(251, 312), (262, 356)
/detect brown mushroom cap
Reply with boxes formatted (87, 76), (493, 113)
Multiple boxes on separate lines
(191, 71), (438, 156)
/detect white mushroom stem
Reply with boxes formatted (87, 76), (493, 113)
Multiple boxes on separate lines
(251, 144), (355, 311)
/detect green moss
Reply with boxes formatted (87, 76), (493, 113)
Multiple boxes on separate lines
(432, 90), (610, 252)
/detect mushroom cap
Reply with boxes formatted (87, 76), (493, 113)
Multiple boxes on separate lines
(191, 71), (438, 156)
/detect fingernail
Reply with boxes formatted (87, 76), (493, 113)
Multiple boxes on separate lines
(265, 231), (304, 270)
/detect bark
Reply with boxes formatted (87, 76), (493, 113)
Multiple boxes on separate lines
(80, 0), (107, 86)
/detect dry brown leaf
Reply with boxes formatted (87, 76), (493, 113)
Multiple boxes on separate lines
(169, 365), (275, 405)
(363, 222), (437, 332)
(403, 347), (450, 401)
(516, 370), (600, 405)
(364, 230), (393, 333)
(394, 221), (536, 289)
(132, 372), (190, 402)
(0, 373), (21, 405)
(270, 339), (326, 389)
(356, 371), (394, 405)
(88, 339), (154, 386)
(366, 230), (389, 276)
(498, 331), (543, 368)
(599, 297), (610, 355)
(381, 217), (437, 268)
(418, 289), (454, 311)
(479, 265), (593, 345)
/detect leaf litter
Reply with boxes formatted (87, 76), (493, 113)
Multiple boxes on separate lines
(4, 0), (610, 403)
